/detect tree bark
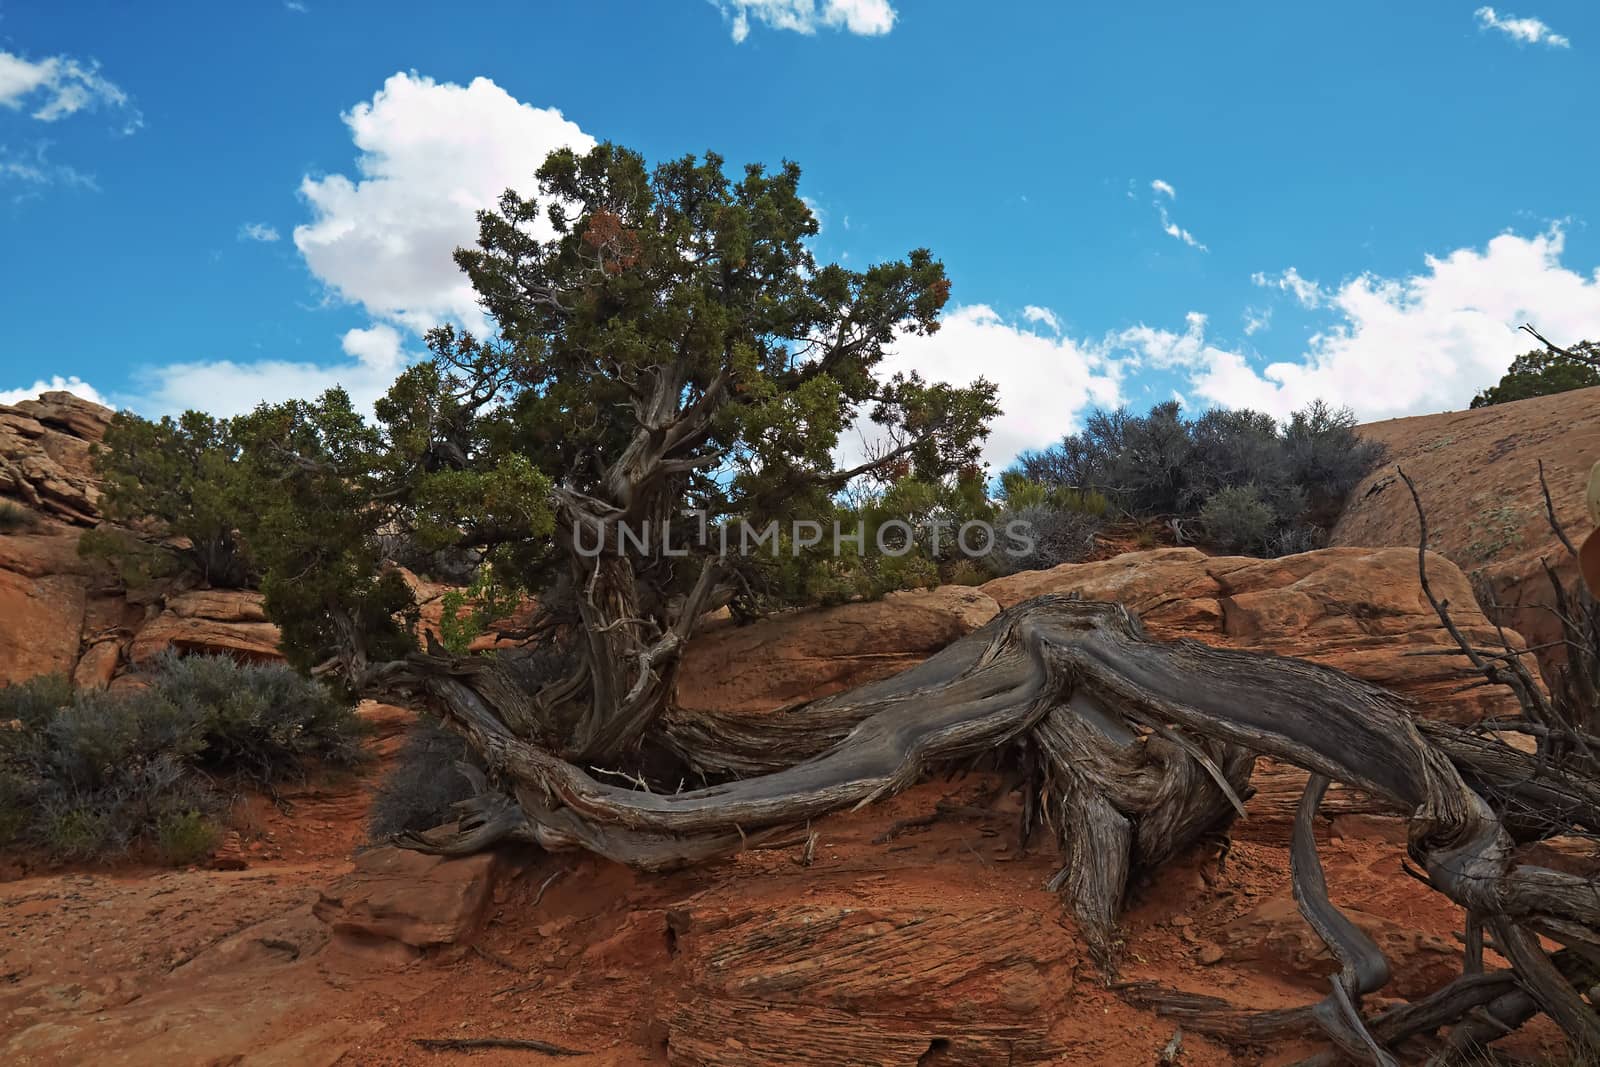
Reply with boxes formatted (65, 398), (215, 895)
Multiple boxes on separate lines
(383, 593), (1600, 1060)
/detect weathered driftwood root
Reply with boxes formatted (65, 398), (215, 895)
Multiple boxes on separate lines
(398, 594), (1600, 1061)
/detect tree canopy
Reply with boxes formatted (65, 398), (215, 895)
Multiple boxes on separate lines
(97, 142), (999, 758)
(1470, 338), (1600, 408)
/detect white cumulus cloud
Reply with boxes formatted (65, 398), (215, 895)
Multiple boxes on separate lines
(294, 72), (596, 336)
(1474, 7), (1570, 48)
(127, 324), (412, 418)
(848, 304), (1123, 473)
(716, 0), (896, 43)
(0, 375), (107, 407)
(1131, 227), (1600, 421)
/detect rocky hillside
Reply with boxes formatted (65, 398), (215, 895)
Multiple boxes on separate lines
(0, 393), (285, 688)
(1331, 384), (1600, 670)
(0, 393), (489, 689)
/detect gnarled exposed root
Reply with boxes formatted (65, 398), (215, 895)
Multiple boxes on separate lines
(396, 594), (1600, 1059)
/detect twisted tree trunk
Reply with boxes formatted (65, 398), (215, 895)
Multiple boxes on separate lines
(378, 594), (1600, 1062)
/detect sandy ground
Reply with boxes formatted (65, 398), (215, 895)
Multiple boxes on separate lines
(0, 760), (1581, 1066)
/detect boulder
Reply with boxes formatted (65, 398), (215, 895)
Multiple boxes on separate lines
(0, 566), (87, 686)
(674, 585), (1000, 717)
(10, 391), (113, 444)
(1331, 385), (1600, 676)
(979, 545), (1526, 722)
(127, 589), (283, 665)
(71, 639), (121, 689)
(0, 392), (112, 526)
(313, 846), (508, 953)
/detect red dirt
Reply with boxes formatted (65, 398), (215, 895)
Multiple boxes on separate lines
(0, 763), (1579, 1066)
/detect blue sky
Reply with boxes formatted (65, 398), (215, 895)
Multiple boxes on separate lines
(1, 0), (1597, 470)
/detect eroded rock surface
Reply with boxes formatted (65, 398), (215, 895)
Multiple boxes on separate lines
(0, 392), (110, 526)
(979, 545), (1526, 722)
(127, 588), (282, 665)
(674, 585), (1000, 717)
(1332, 384), (1600, 675)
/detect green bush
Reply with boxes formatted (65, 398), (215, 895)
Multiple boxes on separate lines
(0, 655), (365, 863)
(987, 503), (1102, 575)
(77, 527), (183, 593)
(1199, 485), (1276, 553)
(155, 809), (221, 866)
(147, 652), (367, 784)
(0, 501), (38, 532)
(1013, 399), (1384, 558)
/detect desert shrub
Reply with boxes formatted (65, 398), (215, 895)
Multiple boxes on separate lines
(1055, 487), (1111, 517)
(367, 643), (575, 841)
(987, 503), (1103, 575)
(943, 559), (989, 587)
(0, 672), (75, 729)
(740, 473), (994, 611)
(11, 688), (222, 860)
(147, 652), (367, 784)
(155, 809), (221, 865)
(1199, 485), (1276, 553)
(0, 501), (38, 532)
(1012, 399), (1384, 558)
(1263, 523), (1325, 558)
(367, 716), (484, 841)
(0, 655), (364, 863)
(0, 772), (29, 845)
(997, 472), (1110, 518)
(1280, 401), (1386, 522)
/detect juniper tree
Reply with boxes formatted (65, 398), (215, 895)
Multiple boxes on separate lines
(95, 144), (1600, 1060)
(223, 143), (998, 765)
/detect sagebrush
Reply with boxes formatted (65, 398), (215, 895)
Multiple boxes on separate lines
(0, 654), (364, 863)
(1011, 399), (1382, 557)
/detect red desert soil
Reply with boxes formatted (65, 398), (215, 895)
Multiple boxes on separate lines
(0, 760), (1578, 1065)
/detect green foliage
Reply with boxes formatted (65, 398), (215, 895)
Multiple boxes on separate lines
(155, 809), (220, 866)
(1471, 340), (1600, 408)
(986, 502), (1103, 575)
(230, 388), (444, 674)
(997, 473), (1110, 530)
(1013, 399), (1383, 558)
(438, 565), (522, 655)
(741, 471), (996, 609)
(1199, 484), (1276, 553)
(93, 411), (256, 587)
(77, 526), (182, 593)
(128, 142), (995, 674)
(0, 501), (38, 532)
(0, 655), (364, 863)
